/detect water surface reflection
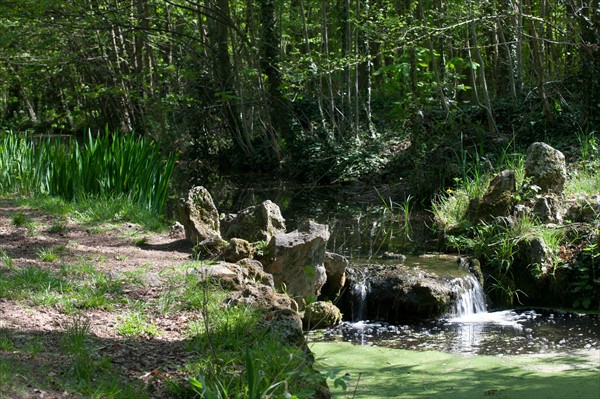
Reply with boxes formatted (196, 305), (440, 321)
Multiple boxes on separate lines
(315, 309), (599, 356)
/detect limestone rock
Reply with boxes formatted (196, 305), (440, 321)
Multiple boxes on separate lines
(222, 238), (254, 262)
(222, 200), (286, 243)
(263, 220), (330, 307)
(320, 252), (349, 301)
(339, 265), (455, 321)
(519, 237), (551, 272)
(532, 195), (562, 224)
(468, 169), (516, 223)
(525, 142), (566, 195)
(192, 235), (228, 260)
(302, 301), (343, 330)
(565, 196), (600, 223)
(178, 186), (221, 243)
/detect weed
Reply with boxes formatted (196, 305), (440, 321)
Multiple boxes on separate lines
(0, 249), (14, 269)
(0, 130), (177, 215)
(116, 310), (160, 338)
(36, 247), (60, 262)
(61, 316), (91, 355)
(133, 236), (148, 246)
(11, 211), (31, 227)
(0, 336), (15, 351)
(47, 219), (68, 234)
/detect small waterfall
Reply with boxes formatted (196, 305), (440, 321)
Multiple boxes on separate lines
(350, 269), (370, 321)
(449, 274), (487, 317)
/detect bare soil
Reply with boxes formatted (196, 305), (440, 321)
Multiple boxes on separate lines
(0, 198), (204, 398)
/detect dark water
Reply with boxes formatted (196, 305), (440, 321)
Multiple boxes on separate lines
(201, 179), (435, 257)
(313, 309), (600, 356)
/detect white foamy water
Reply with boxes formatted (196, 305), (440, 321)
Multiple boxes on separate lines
(449, 274), (487, 317)
(449, 309), (524, 328)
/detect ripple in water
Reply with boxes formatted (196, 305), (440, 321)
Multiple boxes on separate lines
(315, 309), (600, 356)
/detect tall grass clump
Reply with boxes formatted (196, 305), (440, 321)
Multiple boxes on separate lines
(0, 129), (176, 215)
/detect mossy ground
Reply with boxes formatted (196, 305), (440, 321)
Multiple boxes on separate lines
(313, 342), (600, 399)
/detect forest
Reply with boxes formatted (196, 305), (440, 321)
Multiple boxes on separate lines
(1, 0), (599, 188)
(1, 2), (600, 398)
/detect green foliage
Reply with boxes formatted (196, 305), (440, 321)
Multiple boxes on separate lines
(36, 247), (61, 262)
(0, 249), (14, 269)
(0, 262), (124, 310)
(0, 130), (177, 215)
(116, 310), (160, 338)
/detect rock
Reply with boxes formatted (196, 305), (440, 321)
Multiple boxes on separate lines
(565, 196), (600, 223)
(458, 257), (484, 286)
(302, 301), (343, 330)
(222, 238), (254, 262)
(518, 237), (551, 272)
(195, 259), (274, 291)
(178, 186), (221, 243)
(320, 252), (348, 301)
(236, 258), (274, 288)
(192, 235), (228, 260)
(222, 200), (286, 243)
(339, 265), (455, 321)
(468, 169), (516, 223)
(263, 220), (330, 307)
(525, 142), (566, 195)
(169, 221), (185, 239)
(532, 195), (562, 223)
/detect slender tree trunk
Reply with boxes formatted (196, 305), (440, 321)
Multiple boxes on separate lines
(471, 20), (499, 136)
(418, 0), (449, 115)
(258, 0), (284, 159)
(209, 0), (252, 156)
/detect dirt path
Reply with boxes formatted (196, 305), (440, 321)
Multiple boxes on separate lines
(0, 199), (204, 398)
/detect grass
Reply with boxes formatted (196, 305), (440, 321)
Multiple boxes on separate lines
(0, 262), (124, 311)
(0, 249), (14, 269)
(432, 138), (600, 308)
(36, 247), (61, 262)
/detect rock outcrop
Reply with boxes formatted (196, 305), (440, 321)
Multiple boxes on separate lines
(178, 186), (221, 243)
(468, 169), (516, 223)
(339, 263), (457, 321)
(525, 142), (566, 195)
(320, 252), (348, 301)
(222, 200), (286, 243)
(263, 220), (330, 307)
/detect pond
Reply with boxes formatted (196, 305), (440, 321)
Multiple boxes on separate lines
(187, 177), (600, 397)
(313, 309), (599, 356)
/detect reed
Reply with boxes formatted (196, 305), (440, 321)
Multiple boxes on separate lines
(0, 129), (176, 215)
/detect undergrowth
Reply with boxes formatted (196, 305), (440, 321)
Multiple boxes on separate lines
(432, 136), (600, 310)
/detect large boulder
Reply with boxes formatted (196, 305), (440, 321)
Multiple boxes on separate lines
(263, 220), (330, 307)
(338, 264), (456, 321)
(178, 186), (221, 243)
(525, 142), (566, 195)
(320, 252), (348, 301)
(222, 200), (286, 243)
(468, 169), (516, 223)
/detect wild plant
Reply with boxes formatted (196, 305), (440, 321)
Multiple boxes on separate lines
(0, 249), (14, 269)
(570, 226), (600, 310)
(0, 129), (177, 215)
(577, 130), (598, 164)
(36, 247), (60, 262)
